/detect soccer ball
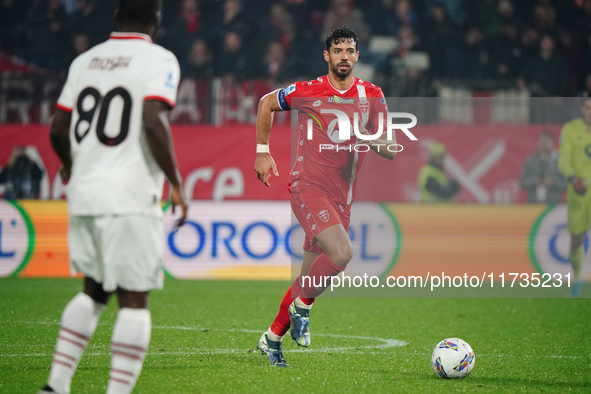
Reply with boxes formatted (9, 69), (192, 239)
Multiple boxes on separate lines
(431, 338), (475, 379)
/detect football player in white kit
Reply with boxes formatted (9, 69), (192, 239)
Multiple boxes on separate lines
(42, 1), (187, 393)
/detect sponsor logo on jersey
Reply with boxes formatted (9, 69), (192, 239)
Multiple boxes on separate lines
(313, 100), (322, 107)
(328, 96), (354, 104)
(318, 210), (330, 222)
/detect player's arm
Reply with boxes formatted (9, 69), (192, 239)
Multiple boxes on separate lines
(356, 120), (397, 160)
(143, 99), (187, 227)
(49, 109), (73, 183)
(558, 126), (587, 195)
(255, 89), (284, 186)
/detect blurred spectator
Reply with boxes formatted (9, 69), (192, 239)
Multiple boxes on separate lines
(418, 142), (460, 203)
(487, 20), (523, 80)
(184, 38), (214, 80)
(258, 2), (291, 45)
(473, 0), (502, 37)
(575, 0), (591, 32)
(214, 0), (251, 39)
(520, 24), (540, 61)
(446, 25), (489, 80)
(426, 0), (466, 27)
(264, 41), (296, 84)
(67, 0), (113, 48)
(520, 131), (566, 204)
(424, 1), (456, 79)
(371, 0), (421, 37)
(59, 31), (89, 71)
(531, 2), (557, 34)
(166, 0), (205, 67)
(0, 146), (43, 199)
(518, 33), (567, 96)
(26, 0), (68, 70)
(321, 0), (365, 40)
(0, 0), (29, 57)
(215, 30), (258, 79)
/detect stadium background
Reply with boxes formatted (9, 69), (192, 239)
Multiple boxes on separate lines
(1, 0), (590, 282)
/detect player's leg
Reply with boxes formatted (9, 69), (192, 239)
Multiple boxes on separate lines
(258, 250), (318, 365)
(287, 224), (352, 347)
(567, 198), (589, 297)
(102, 215), (163, 393)
(43, 277), (110, 394)
(106, 289), (151, 394)
(269, 250), (318, 338)
(299, 223), (352, 302)
(569, 232), (586, 297)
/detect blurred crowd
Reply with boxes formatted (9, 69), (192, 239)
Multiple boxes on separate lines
(1, 0), (591, 96)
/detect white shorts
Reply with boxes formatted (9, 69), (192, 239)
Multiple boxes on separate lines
(68, 215), (164, 292)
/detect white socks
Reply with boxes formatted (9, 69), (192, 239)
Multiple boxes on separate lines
(266, 328), (283, 342)
(294, 297), (313, 310)
(106, 308), (151, 394)
(48, 293), (105, 394)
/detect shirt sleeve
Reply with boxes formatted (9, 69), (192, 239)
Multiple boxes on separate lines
(143, 50), (180, 108)
(56, 60), (77, 113)
(277, 81), (303, 111)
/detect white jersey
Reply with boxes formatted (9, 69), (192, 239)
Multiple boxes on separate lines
(57, 32), (180, 218)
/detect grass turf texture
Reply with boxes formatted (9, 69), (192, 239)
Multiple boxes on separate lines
(1, 278), (590, 393)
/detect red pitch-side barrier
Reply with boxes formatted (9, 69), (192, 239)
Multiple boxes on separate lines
(0, 124), (563, 203)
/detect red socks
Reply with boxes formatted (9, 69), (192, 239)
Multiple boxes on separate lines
(270, 276), (302, 336)
(299, 253), (345, 302)
(269, 254), (345, 337)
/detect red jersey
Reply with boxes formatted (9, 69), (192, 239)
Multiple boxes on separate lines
(277, 75), (388, 205)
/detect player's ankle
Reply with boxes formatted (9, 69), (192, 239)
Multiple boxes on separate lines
(295, 297), (313, 309)
(266, 329), (283, 342)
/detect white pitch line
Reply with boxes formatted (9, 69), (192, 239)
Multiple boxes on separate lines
(0, 322), (407, 357)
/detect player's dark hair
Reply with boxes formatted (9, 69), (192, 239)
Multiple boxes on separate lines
(325, 26), (358, 51)
(116, 0), (161, 26)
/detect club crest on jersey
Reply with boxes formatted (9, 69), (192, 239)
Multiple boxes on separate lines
(358, 98), (369, 113)
(318, 210), (330, 222)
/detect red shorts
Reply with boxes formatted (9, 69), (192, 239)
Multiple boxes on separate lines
(291, 183), (351, 255)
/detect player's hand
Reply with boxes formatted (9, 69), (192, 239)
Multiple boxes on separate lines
(170, 184), (188, 229)
(255, 153), (279, 187)
(354, 120), (372, 144)
(569, 176), (588, 195)
(59, 165), (71, 184)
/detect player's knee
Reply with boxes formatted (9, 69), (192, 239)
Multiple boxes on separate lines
(330, 243), (353, 267)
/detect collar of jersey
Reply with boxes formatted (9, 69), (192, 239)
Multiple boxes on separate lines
(109, 32), (153, 43)
(326, 75), (356, 95)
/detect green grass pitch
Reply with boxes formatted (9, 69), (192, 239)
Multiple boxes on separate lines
(1, 278), (590, 393)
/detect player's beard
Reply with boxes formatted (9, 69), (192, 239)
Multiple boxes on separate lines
(331, 61), (353, 79)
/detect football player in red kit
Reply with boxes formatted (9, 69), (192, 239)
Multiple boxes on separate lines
(254, 26), (398, 366)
